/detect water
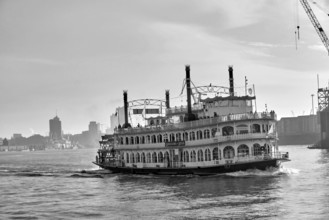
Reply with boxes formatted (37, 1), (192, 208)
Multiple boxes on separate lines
(0, 146), (328, 220)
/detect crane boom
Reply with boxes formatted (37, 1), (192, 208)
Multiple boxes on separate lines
(299, 0), (329, 54)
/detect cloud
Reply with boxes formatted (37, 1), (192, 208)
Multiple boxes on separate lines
(29, 128), (35, 135)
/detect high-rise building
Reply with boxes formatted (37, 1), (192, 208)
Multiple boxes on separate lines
(89, 121), (98, 136)
(49, 116), (62, 140)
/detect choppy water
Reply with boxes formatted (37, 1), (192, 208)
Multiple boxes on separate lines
(0, 146), (328, 219)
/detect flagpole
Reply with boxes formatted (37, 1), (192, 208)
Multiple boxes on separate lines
(253, 84), (257, 112)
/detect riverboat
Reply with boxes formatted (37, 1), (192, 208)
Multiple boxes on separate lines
(93, 65), (290, 175)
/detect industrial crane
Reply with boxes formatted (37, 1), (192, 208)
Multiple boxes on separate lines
(299, 0), (329, 54)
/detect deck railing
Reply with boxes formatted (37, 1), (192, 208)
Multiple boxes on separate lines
(116, 133), (276, 149)
(115, 112), (276, 134)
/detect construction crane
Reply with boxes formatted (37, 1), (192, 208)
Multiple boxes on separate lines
(299, 0), (329, 54)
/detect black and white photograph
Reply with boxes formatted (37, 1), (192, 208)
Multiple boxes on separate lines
(1, 0), (329, 219)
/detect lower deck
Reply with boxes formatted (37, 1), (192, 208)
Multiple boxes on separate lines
(94, 158), (281, 175)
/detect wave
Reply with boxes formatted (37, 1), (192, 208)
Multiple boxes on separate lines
(224, 166), (300, 177)
(0, 167), (111, 178)
(70, 174), (104, 178)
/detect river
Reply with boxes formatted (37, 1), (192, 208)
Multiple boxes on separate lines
(0, 145), (328, 219)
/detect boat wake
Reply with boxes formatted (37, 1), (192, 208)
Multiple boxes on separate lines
(0, 167), (112, 179)
(224, 166), (299, 177)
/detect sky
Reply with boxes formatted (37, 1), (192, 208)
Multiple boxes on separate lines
(1, 0), (329, 138)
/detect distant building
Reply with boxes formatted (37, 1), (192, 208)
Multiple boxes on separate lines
(12, 134), (23, 139)
(277, 115), (321, 145)
(110, 107), (126, 133)
(49, 116), (62, 140)
(0, 138), (3, 146)
(89, 121), (99, 136)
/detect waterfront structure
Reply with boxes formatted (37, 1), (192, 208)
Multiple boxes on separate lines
(277, 115), (320, 145)
(49, 116), (62, 141)
(317, 87), (329, 147)
(94, 66), (289, 175)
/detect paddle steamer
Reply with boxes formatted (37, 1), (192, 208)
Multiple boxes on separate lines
(94, 65), (289, 175)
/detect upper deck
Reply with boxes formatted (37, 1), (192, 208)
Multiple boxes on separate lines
(115, 111), (276, 135)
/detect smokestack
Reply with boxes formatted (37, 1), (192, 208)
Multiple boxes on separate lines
(186, 65), (192, 117)
(228, 66), (234, 96)
(165, 90), (170, 109)
(123, 90), (130, 128)
(184, 65), (196, 121)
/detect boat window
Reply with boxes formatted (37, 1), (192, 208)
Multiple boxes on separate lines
(264, 144), (270, 154)
(135, 136), (140, 144)
(190, 131), (196, 141)
(262, 124), (266, 133)
(130, 137), (134, 145)
(141, 152), (146, 163)
(204, 129), (210, 139)
(152, 152), (157, 163)
(152, 135), (157, 143)
(252, 124), (261, 133)
(170, 133), (175, 142)
(237, 144), (249, 157)
(197, 130), (203, 140)
(157, 134), (163, 143)
(126, 153), (130, 163)
(211, 128), (217, 137)
(223, 146), (235, 159)
(253, 143), (262, 156)
(205, 149), (211, 161)
(164, 151), (170, 162)
(176, 133), (182, 141)
(147, 153), (151, 163)
(190, 150), (196, 162)
(131, 153), (135, 163)
(184, 151), (189, 162)
(197, 150), (204, 162)
(236, 124), (249, 134)
(125, 137), (129, 145)
(184, 132), (189, 141)
(213, 147), (219, 160)
(136, 153), (140, 163)
(222, 126), (234, 136)
(158, 152), (164, 163)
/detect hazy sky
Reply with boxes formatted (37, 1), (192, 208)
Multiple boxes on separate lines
(1, 0), (329, 138)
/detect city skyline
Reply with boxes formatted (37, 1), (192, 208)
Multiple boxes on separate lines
(1, 0), (329, 138)
(1, 114), (104, 139)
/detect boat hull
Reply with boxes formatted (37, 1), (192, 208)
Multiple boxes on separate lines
(93, 159), (280, 176)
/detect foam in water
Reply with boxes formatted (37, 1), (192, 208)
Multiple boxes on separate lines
(225, 166), (300, 177)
